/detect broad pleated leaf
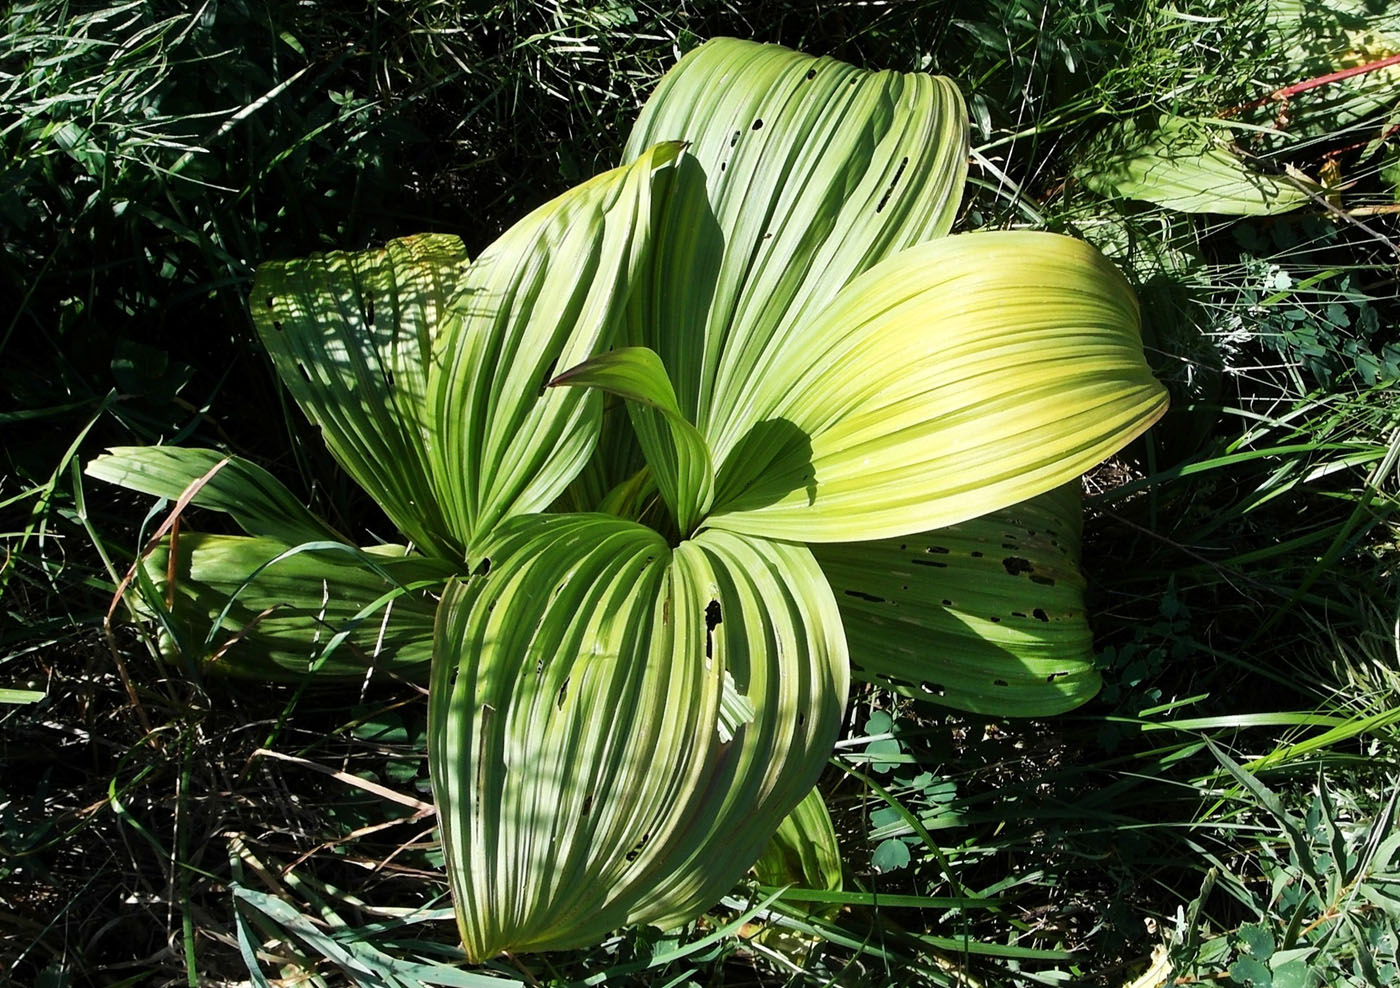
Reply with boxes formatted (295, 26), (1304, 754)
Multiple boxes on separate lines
(552, 152), (718, 510)
(753, 786), (843, 894)
(705, 231), (1169, 543)
(812, 485), (1099, 716)
(623, 37), (969, 452)
(1078, 114), (1320, 215)
(428, 514), (847, 960)
(428, 143), (685, 552)
(551, 347), (714, 534)
(139, 534), (448, 679)
(252, 234), (468, 557)
(87, 446), (343, 544)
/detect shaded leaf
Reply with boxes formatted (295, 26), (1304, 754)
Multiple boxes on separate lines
(87, 446), (343, 544)
(813, 484), (1098, 715)
(1264, 0), (1400, 138)
(1240, 921), (1275, 961)
(1269, 960), (1315, 988)
(138, 533), (447, 679)
(871, 838), (911, 873)
(252, 233), (468, 557)
(862, 711), (903, 773)
(551, 346), (714, 534)
(1230, 954), (1274, 988)
(753, 786), (843, 895)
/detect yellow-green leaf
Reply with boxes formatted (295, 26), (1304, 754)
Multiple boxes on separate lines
(428, 514), (847, 960)
(1079, 114), (1320, 215)
(705, 231), (1168, 543)
(251, 233), (469, 558)
(427, 143), (686, 552)
(812, 485), (1100, 716)
(624, 37), (968, 444)
(551, 347), (714, 535)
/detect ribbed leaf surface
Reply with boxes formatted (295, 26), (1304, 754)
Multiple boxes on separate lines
(428, 144), (684, 552)
(140, 534), (447, 679)
(251, 234), (468, 557)
(1079, 114), (1320, 215)
(87, 446), (342, 544)
(753, 786), (842, 894)
(428, 514), (847, 960)
(623, 37), (968, 457)
(551, 347), (714, 535)
(705, 231), (1168, 542)
(812, 485), (1098, 715)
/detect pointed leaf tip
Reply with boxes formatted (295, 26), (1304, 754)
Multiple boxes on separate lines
(551, 347), (715, 533)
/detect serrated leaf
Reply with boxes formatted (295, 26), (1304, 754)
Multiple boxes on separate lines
(814, 484), (1099, 715)
(428, 514), (847, 960)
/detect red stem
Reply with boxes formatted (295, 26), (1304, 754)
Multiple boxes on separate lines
(1275, 51), (1400, 99)
(1223, 52), (1400, 117)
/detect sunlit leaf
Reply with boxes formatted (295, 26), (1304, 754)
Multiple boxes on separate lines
(1079, 114), (1320, 215)
(428, 514), (847, 959)
(705, 231), (1167, 542)
(1265, 0), (1400, 138)
(93, 36), (1178, 963)
(623, 37), (969, 454)
(427, 143), (687, 552)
